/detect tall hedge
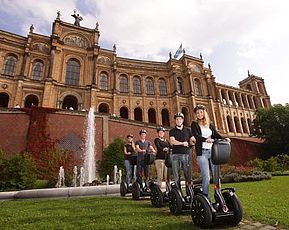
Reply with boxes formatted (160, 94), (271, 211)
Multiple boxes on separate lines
(99, 138), (125, 181)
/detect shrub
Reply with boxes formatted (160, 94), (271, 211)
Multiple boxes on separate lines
(246, 155), (289, 172)
(99, 138), (125, 181)
(0, 151), (37, 191)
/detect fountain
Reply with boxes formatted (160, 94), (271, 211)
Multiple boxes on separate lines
(83, 107), (96, 184)
(56, 166), (65, 188)
(72, 166), (77, 187)
(79, 166), (85, 187)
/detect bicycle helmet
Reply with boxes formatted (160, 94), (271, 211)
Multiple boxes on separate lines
(156, 126), (166, 132)
(126, 134), (133, 138)
(193, 104), (205, 112)
(174, 112), (184, 119)
(139, 129), (147, 135)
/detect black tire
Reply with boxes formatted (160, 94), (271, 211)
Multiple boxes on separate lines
(191, 194), (213, 229)
(120, 181), (127, 197)
(168, 188), (183, 215)
(132, 182), (141, 200)
(223, 191), (243, 226)
(150, 186), (163, 207)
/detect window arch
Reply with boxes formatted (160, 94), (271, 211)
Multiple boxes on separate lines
(161, 109), (170, 126)
(31, 60), (43, 80)
(62, 95), (78, 110)
(226, 115), (234, 132)
(0, 92), (9, 107)
(194, 78), (202, 96)
(99, 72), (108, 90)
(133, 76), (141, 94)
(146, 78), (154, 95)
(98, 103), (109, 114)
(24, 95), (39, 108)
(158, 78), (167, 96)
(66, 59), (80, 85)
(148, 108), (156, 124)
(234, 116), (241, 133)
(120, 74), (128, 93)
(241, 118), (248, 133)
(120, 106), (128, 119)
(177, 77), (183, 94)
(246, 84), (252, 91)
(134, 107), (143, 122)
(3, 55), (17, 76)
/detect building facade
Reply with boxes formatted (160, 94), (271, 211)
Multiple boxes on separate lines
(0, 15), (271, 137)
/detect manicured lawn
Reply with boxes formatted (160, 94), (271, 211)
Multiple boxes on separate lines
(0, 176), (288, 229)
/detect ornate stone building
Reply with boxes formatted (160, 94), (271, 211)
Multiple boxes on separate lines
(0, 14), (271, 137)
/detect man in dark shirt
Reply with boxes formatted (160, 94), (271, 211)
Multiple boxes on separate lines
(169, 112), (195, 190)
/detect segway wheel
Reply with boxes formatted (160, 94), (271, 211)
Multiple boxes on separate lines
(191, 194), (213, 229)
(120, 181), (127, 197)
(150, 186), (163, 208)
(223, 191), (243, 226)
(168, 188), (183, 215)
(131, 182), (141, 200)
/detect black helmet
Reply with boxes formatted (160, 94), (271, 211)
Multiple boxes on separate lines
(193, 104), (205, 112)
(139, 129), (147, 135)
(174, 112), (184, 119)
(126, 134), (133, 138)
(156, 126), (166, 132)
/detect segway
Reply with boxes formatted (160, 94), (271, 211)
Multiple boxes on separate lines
(131, 152), (157, 200)
(167, 148), (203, 215)
(191, 139), (243, 228)
(150, 150), (172, 207)
(120, 155), (137, 197)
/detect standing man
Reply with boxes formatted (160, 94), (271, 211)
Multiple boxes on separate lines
(169, 112), (195, 191)
(135, 129), (156, 192)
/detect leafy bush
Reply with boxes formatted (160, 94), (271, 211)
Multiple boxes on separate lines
(0, 151), (37, 191)
(99, 138), (125, 181)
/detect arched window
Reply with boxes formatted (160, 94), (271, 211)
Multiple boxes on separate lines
(62, 95), (78, 110)
(3, 55), (17, 76)
(247, 119), (253, 133)
(120, 106), (128, 119)
(227, 115), (234, 132)
(177, 77), (183, 94)
(98, 103), (109, 114)
(246, 84), (252, 91)
(99, 72), (108, 90)
(234, 116), (241, 133)
(182, 107), (189, 126)
(242, 94), (248, 108)
(161, 109), (170, 126)
(133, 76), (141, 94)
(0, 92), (9, 107)
(120, 75), (128, 93)
(241, 118), (248, 133)
(31, 61), (43, 80)
(148, 108), (156, 124)
(66, 59), (80, 86)
(134, 107), (142, 122)
(158, 78), (167, 96)
(221, 90), (227, 104)
(146, 78), (154, 95)
(24, 95), (39, 108)
(194, 78), (201, 96)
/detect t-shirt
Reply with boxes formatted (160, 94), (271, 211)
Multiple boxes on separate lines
(169, 126), (192, 154)
(200, 125), (213, 149)
(135, 140), (151, 161)
(154, 138), (170, 160)
(124, 143), (135, 160)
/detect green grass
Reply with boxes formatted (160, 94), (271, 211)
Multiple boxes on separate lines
(0, 176), (288, 229)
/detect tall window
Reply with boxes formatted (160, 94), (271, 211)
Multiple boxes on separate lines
(177, 77), (183, 94)
(120, 75), (128, 93)
(100, 72), (108, 90)
(66, 59), (80, 86)
(133, 76), (141, 94)
(146, 78), (154, 95)
(194, 78), (201, 96)
(158, 78), (167, 96)
(31, 61), (43, 80)
(3, 55), (17, 76)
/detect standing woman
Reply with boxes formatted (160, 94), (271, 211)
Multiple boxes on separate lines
(154, 127), (171, 189)
(124, 134), (136, 185)
(191, 105), (230, 199)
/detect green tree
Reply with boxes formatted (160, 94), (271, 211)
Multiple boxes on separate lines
(99, 138), (125, 180)
(252, 104), (289, 156)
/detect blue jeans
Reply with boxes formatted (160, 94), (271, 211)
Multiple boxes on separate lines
(136, 159), (149, 188)
(171, 154), (192, 190)
(124, 159), (131, 184)
(197, 149), (217, 198)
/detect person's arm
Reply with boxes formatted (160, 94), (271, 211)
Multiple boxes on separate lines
(154, 138), (163, 151)
(131, 142), (136, 152)
(149, 145), (156, 154)
(169, 136), (189, 147)
(210, 124), (224, 140)
(191, 121), (207, 142)
(135, 142), (146, 153)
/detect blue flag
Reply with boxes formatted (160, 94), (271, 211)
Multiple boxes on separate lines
(174, 44), (183, 59)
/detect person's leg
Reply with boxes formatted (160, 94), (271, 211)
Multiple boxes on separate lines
(136, 159), (143, 188)
(182, 154), (192, 186)
(163, 160), (167, 188)
(155, 159), (162, 188)
(171, 154), (181, 190)
(124, 160), (131, 184)
(197, 150), (211, 197)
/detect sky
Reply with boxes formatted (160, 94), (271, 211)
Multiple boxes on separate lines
(0, 0), (288, 105)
